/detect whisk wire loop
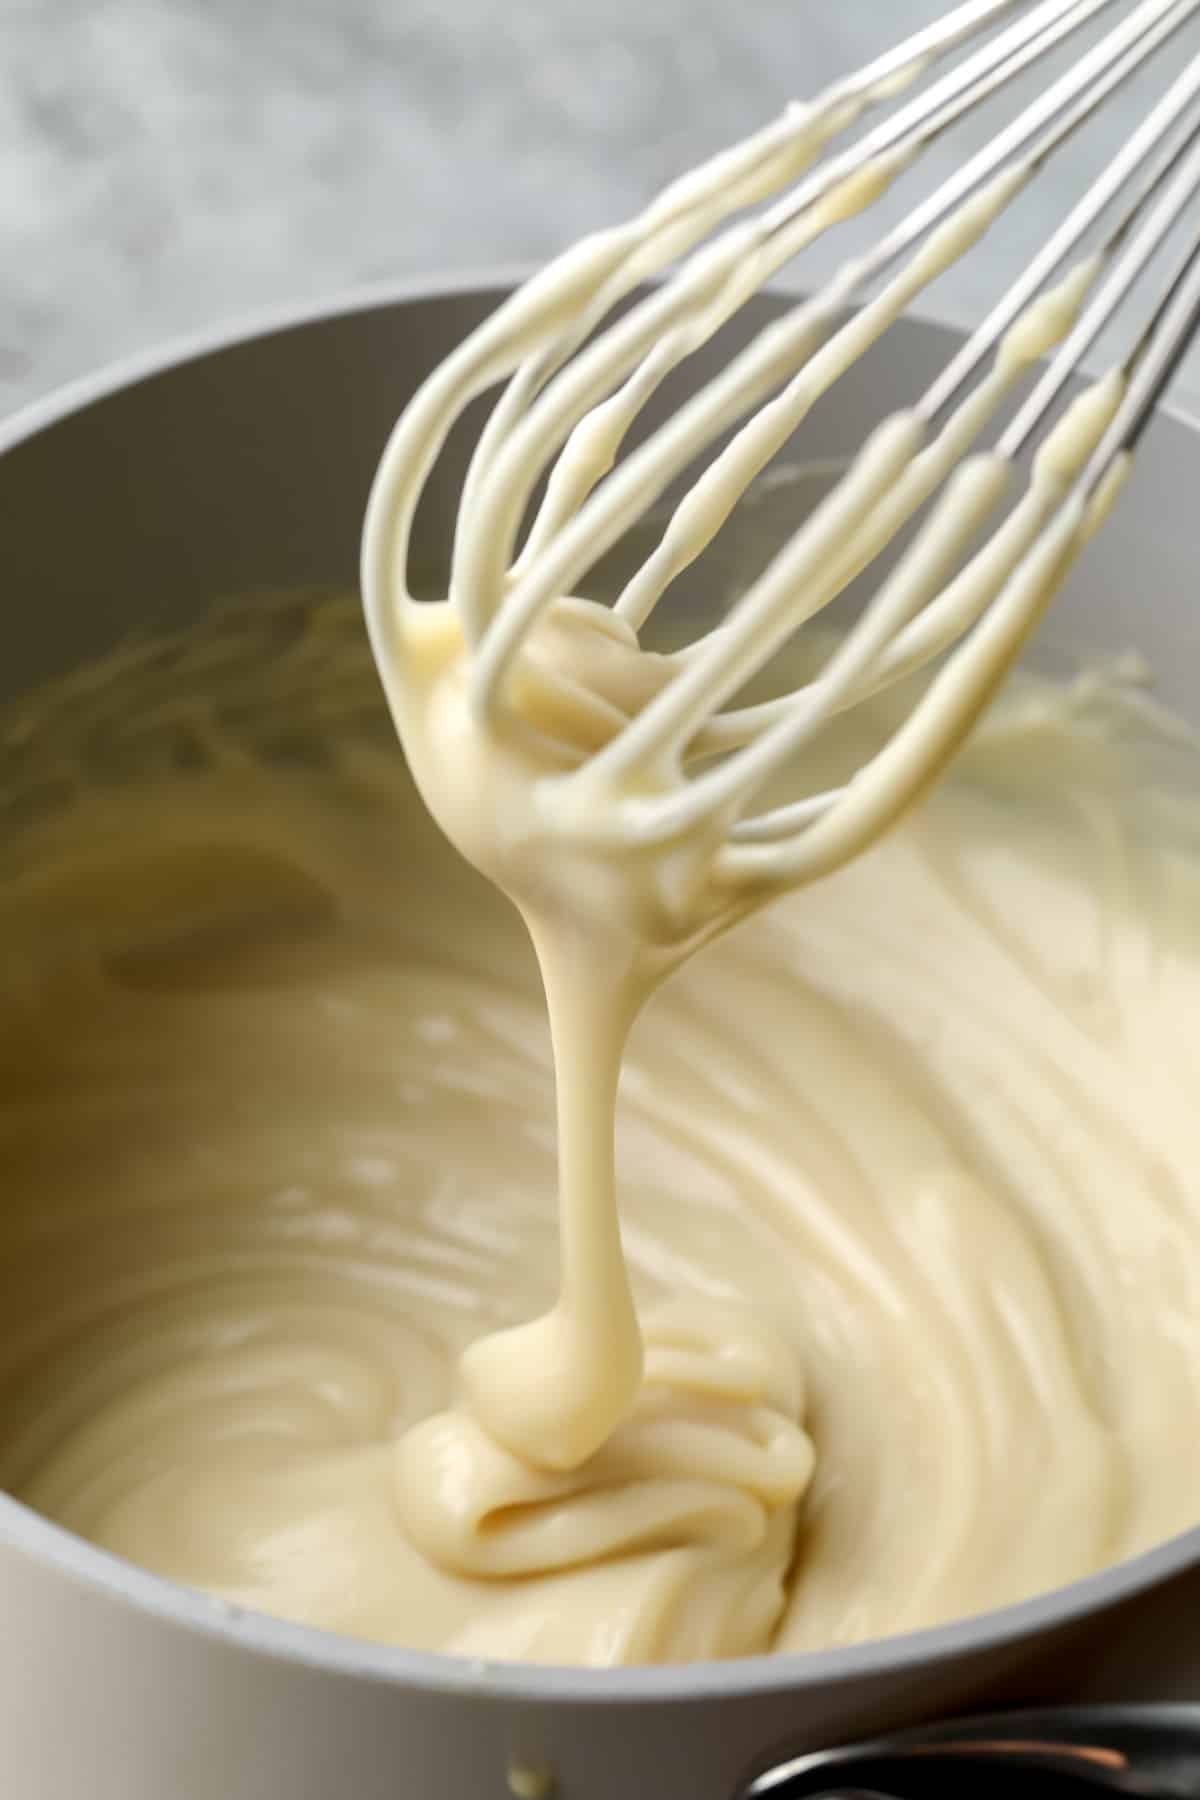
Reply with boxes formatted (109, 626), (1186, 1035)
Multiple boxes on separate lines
(361, 0), (1200, 902)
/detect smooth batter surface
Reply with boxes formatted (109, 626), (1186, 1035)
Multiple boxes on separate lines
(3, 595), (1200, 1664)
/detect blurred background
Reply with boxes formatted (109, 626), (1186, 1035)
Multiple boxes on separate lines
(2, 0), (1199, 418)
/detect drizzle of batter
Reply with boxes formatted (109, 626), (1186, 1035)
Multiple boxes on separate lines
(3, 598), (1200, 1665)
(346, 79), (1132, 1635)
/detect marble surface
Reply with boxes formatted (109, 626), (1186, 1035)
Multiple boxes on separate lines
(2, 0), (1199, 423)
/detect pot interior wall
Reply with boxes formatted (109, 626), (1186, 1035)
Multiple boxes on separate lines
(2, 291), (1197, 714)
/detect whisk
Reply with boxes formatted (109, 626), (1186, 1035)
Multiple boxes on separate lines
(361, 0), (1200, 915)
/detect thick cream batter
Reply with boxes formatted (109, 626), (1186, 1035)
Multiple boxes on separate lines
(3, 596), (1200, 1664)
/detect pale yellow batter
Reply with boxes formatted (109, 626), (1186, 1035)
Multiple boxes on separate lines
(3, 596), (1200, 1665)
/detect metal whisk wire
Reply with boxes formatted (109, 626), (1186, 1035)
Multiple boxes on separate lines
(362, 0), (1200, 901)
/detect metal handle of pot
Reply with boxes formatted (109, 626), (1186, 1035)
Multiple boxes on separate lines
(734, 1703), (1200, 1798)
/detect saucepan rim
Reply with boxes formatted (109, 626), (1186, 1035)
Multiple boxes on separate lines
(1, 269), (1197, 1709)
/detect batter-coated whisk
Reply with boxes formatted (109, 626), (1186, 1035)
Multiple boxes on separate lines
(363, 0), (1200, 905)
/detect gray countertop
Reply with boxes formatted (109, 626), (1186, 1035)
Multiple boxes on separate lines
(2, 0), (1198, 420)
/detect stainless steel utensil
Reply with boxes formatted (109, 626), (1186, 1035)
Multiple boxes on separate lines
(365, 0), (1200, 907)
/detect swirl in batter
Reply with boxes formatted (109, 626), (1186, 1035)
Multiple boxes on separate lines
(2, 599), (1199, 1663)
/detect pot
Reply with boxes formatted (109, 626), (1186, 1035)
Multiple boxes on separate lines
(1, 278), (1199, 1800)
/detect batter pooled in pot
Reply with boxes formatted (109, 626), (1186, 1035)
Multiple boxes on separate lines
(2, 596), (1200, 1664)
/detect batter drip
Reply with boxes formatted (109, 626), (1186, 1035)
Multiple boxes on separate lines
(2, 598), (1198, 1664)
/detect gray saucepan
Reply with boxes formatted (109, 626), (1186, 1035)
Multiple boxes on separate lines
(1, 278), (1199, 1800)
